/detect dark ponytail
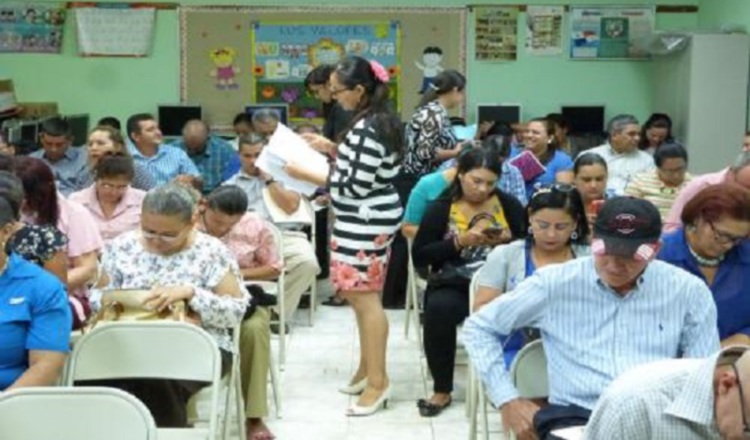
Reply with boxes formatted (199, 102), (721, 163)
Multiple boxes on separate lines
(334, 56), (403, 155)
(417, 69), (466, 108)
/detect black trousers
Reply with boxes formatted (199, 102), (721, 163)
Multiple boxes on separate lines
(423, 285), (470, 393)
(381, 174), (418, 308)
(314, 207), (330, 279)
(77, 351), (232, 428)
(533, 404), (591, 440)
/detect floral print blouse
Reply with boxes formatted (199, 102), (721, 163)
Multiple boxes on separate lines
(6, 224), (67, 266)
(97, 230), (250, 352)
(403, 100), (458, 177)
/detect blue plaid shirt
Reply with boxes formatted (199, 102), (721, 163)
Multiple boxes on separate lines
(30, 146), (89, 196)
(170, 136), (238, 193)
(128, 143), (200, 187)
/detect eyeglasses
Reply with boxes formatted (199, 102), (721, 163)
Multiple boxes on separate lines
(329, 87), (351, 97)
(709, 221), (747, 246)
(731, 362), (750, 437)
(97, 181), (129, 191)
(141, 228), (185, 243)
(531, 183), (576, 198)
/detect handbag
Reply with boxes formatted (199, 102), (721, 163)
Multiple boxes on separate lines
(86, 289), (187, 330)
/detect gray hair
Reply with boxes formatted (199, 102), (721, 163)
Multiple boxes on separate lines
(142, 183), (196, 223)
(730, 151), (750, 173)
(251, 108), (281, 125)
(607, 114), (639, 136)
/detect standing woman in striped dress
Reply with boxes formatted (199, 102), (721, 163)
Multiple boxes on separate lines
(287, 56), (403, 416)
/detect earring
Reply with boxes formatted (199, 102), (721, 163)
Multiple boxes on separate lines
(528, 227), (534, 236)
(570, 231), (579, 240)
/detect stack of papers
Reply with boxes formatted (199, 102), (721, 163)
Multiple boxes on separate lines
(255, 123), (330, 196)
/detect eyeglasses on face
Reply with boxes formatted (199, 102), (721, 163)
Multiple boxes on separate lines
(141, 229), (184, 243)
(709, 221), (747, 246)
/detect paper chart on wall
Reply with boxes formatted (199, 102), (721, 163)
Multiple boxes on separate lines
(569, 6), (655, 60)
(474, 6), (518, 61)
(525, 5), (564, 56)
(0, 3), (66, 54)
(74, 6), (155, 56)
(255, 123), (330, 195)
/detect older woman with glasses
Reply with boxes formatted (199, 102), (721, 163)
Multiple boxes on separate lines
(70, 155), (146, 243)
(658, 183), (750, 347)
(90, 183), (249, 428)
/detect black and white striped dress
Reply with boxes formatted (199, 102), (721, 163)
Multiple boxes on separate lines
(328, 117), (402, 292)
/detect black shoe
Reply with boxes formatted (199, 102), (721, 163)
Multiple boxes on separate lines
(270, 322), (290, 335)
(322, 296), (348, 307)
(417, 397), (452, 417)
(298, 295), (311, 310)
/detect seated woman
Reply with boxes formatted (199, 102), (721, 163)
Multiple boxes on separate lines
(84, 125), (156, 191)
(15, 157), (103, 329)
(573, 152), (609, 229)
(69, 155), (146, 243)
(638, 113), (675, 155)
(658, 183), (750, 347)
(625, 143), (692, 220)
(0, 194), (72, 391)
(514, 118), (574, 199)
(473, 185), (591, 365)
(412, 147), (527, 417)
(0, 171), (67, 283)
(91, 183), (249, 427)
(197, 185), (279, 440)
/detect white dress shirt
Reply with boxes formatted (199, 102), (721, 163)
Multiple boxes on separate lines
(583, 143), (654, 195)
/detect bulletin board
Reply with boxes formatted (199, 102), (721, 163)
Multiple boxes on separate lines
(569, 6), (656, 60)
(251, 21), (400, 122)
(179, 6), (466, 130)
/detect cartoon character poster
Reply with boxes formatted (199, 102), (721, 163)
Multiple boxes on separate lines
(251, 21), (400, 122)
(0, 3), (65, 53)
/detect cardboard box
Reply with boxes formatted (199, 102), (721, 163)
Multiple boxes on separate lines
(17, 102), (58, 120)
(0, 79), (17, 113)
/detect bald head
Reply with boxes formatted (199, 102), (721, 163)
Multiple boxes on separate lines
(182, 119), (210, 154)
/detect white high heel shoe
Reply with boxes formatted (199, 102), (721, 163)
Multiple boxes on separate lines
(338, 377), (367, 395)
(346, 385), (392, 417)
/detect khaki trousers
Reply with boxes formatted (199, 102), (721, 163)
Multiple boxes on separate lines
(281, 231), (320, 321)
(239, 306), (271, 418)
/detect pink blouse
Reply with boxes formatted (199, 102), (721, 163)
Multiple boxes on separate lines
(58, 196), (104, 298)
(69, 185), (146, 243)
(201, 213), (282, 272)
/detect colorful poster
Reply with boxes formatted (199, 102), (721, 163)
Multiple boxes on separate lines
(525, 6), (564, 56)
(0, 3), (66, 53)
(74, 5), (156, 57)
(474, 7), (518, 61)
(570, 6), (655, 60)
(251, 22), (400, 121)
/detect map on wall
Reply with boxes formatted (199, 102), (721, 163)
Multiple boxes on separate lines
(569, 6), (655, 60)
(251, 21), (401, 122)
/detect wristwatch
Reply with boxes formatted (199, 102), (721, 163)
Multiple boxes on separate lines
(264, 177), (276, 186)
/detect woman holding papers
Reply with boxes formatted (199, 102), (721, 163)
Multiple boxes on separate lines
(286, 56), (403, 417)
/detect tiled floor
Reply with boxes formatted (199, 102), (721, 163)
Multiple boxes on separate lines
(261, 282), (507, 440)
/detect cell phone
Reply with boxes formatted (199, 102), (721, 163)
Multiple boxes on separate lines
(591, 199), (605, 215)
(483, 227), (504, 238)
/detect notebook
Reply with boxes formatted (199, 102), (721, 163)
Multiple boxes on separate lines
(509, 149), (546, 182)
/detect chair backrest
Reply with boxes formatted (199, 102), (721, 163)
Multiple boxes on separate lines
(66, 321), (221, 384)
(510, 339), (548, 399)
(0, 387), (157, 440)
(262, 187), (313, 225)
(263, 220), (287, 267)
(469, 269), (481, 314)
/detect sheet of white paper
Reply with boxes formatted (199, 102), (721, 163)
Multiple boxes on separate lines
(550, 426), (585, 440)
(255, 123), (330, 195)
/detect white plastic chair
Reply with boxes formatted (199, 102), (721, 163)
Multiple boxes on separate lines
(404, 237), (425, 346)
(248, 221), (288, 370)
(64, 321), (222, 440)
(0, 387), (157, 440)
(301, 196), (317, 326)
(467, 271), (491, 440)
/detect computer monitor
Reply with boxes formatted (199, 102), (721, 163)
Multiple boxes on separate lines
(66, 114), (90, 146)
(561, 106), (606, 135)
(245, 104), (289, 126)
(158, 105), (203, 137)
(19, 120), (39, 144)
(476, 104), (522, 125)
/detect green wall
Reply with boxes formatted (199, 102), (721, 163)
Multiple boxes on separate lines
(0, 0), (699, 126)
(698, 0), (750, 30)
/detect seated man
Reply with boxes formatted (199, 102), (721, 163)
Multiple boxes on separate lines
(225, 134), (320, 332)
(171, 119), (239, 194)
(197, 186), (277, 440)
(582, 114), (654, 195)
(125, 113), (202, 188)
(463, 197), (720, 440)
(585, 346), (750, 440)
(30, 116), (88, 196)
(252, 108), (281, 138)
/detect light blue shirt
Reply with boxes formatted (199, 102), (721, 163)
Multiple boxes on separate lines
(128, 143), (200, 186)
(462, 257), (720, 410)
(30, 146), (89, 196)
